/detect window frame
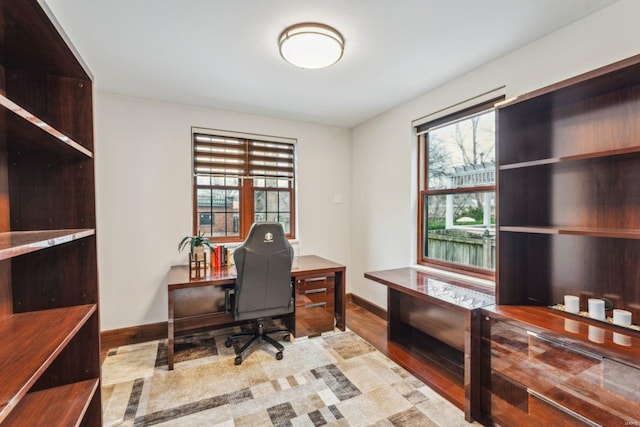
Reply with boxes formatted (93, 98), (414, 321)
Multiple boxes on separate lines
(191, 129), (296, 243)
(416, 97), (503, 280)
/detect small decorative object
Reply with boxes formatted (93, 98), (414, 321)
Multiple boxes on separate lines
(588, 298), (605, 321)
(178, 231), (216, 276)
(564, 295), (580, 314)
(613, 309), (632, 326)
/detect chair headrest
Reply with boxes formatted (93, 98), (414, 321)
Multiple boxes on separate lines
(240, 222), (288, 251)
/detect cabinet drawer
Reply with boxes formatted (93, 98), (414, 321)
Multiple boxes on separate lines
(297, 275), (335, 292)
(296, 285), (335, 308)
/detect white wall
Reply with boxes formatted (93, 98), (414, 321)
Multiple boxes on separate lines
(351, 0), (640, 308)
(95, 93), (351, 330)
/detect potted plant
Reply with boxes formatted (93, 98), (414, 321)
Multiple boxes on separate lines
(178, 231), (215, 261)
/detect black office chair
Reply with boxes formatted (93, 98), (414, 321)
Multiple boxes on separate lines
(225, 222), (294, 365)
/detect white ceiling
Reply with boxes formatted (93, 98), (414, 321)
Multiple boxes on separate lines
(44, 0), (616, 128)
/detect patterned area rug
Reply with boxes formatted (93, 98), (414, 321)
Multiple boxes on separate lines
(102, 327), (475, 426)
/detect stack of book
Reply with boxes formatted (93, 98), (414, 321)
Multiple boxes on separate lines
(212, 245), (231, 270)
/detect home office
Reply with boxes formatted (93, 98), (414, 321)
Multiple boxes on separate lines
(1, 0), (640, 426)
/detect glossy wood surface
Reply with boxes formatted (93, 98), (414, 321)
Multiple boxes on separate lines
(0, 94), (92, 157)
(365, 268), (495, 312)
(167, 255), (345, 288)
(482, 308), (640, 426)
(366, 268), (494, 422)
(3, 379), (98, 427)
(483, 305), (640, 369)
(1, 0), (91, 80)
(0, 229), (94, 261)
(0, 304), (95, 422)
(0, 1), (101, 422)
(497, 54), (640, 312)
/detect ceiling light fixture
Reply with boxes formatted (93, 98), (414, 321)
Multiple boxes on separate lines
(278, 23), (344, 69)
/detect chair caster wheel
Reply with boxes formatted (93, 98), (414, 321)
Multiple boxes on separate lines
(276, 351), (283, 360)
(284, 334), (291, 342)
(234, 356), (242, 365)
(225, 339), (233, 348)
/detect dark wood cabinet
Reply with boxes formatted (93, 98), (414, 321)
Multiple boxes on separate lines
(487, 54), (640, 425)
(481, 307), (640, 426)
(0, 1), (100, 425)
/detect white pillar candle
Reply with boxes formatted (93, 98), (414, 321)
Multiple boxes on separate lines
(564, 295), (580, 314)
(588, 298), (606, 321)
(613, 309), (632, 326)
(588, 325), (604, 343)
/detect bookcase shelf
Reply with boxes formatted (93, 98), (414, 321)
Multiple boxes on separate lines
(0, 305), (96, 423)
(0, 1), (101, 425)
(499, 226), (640, 240)
(0, 95), (93, 158)
(499, 145), (640, 170)
(2, 379), (99, 427)
(0, 229), (95, 261)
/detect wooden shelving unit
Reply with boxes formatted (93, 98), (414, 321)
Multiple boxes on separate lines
(2, 379), (99, 427)
(0, 1), (101, 425)
(497, 53), (640, 309)
(0, 229), (95, 261)
(483, 54), (640, 425)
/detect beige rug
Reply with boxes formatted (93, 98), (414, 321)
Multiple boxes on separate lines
(102, 327), (475, 426)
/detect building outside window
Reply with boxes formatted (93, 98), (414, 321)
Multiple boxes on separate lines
(192, 130), (296, 243)
(416, 96), (502, 278)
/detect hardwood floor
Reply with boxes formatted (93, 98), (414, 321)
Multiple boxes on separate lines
(345, 301), (388, 352)
(346, 301), (465, 411)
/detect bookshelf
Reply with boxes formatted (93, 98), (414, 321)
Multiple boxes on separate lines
(0, 1), (101, 425)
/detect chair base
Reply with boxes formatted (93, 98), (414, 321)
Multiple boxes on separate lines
(225, 321), (291, 365)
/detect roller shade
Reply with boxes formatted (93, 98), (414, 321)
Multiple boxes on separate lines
(193, 133), (295, 180)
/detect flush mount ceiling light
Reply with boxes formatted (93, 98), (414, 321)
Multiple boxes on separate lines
(278, 23), (344, 69)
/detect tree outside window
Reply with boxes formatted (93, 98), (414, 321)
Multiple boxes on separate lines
(418, 100), (500, 278)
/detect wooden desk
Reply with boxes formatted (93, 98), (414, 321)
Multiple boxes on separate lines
(167, 255), (346, 369)
(365, 267), (495, 422)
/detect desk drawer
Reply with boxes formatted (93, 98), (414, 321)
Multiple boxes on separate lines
(297, 274), (335, 292)
(295, 274), (335, 337)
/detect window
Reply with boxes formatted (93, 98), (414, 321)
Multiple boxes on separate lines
(192, 131), (296, 242)
(416, 96), (502, 278)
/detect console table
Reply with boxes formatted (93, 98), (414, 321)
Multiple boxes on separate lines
(167, 255), (346, 369)
(365, 267), (495, 422)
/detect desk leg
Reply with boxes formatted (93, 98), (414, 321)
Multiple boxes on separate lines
(168, 290), (175, 370)
(335, 268), (346, 331)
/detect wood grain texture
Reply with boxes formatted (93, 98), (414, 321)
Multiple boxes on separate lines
(2, 0), (90, 80)
(11, 236), (98, 312)
(0, 229), (94, 261)
(0, 304), (95, 423)
(0, 1), (101, 424)
(2, 379), (98, 427)
(8, 155), (95, 230)
(482, 309), (640, 426)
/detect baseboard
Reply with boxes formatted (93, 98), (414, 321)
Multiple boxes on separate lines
(101, 321), (168, 351)
(103, 295), (388, 350)
(348, 293), (388, 321)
